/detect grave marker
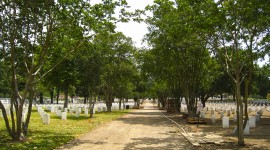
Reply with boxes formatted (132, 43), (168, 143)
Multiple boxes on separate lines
(249, 116), (256, 128)
(43, 113), (50, 124)
(61, 112), (67, 120)
(211, 114), (215, 124)
(222, 117), (229, 128)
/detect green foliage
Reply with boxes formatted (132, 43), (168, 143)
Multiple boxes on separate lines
(253, 65), (270, 98)
(0, 108), (130, 150)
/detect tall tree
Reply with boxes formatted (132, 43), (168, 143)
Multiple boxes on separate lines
(145, 0), (213, 115)
(204, 0), (270, 145)
(93, 31), (136, 112)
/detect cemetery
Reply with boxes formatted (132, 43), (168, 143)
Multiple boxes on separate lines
(0, 98), (134, 149)
(1, 0), (270, 149)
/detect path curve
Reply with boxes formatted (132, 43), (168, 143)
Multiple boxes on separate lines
(56, 100), (192, 150)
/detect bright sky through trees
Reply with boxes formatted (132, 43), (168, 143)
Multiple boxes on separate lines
(115, 0), (153, 48)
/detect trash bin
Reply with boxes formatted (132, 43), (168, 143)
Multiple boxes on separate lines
(126, 105), (129, 109)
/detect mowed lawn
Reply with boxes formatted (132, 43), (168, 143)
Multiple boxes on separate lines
(0, 107), (130, 150)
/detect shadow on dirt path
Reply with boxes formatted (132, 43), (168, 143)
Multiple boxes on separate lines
(56, 100), (192, 150)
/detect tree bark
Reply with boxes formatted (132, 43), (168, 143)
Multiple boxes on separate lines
(56, 88), (60, 104)
(50, 88), (54, 104)
(39, 92), (43, 104)
(236, 72), (244, 145)
(64, 88), (68, 108)
(119, 98), (122, 110)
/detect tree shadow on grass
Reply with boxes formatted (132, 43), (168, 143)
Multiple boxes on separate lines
(0, 129), (75, 150)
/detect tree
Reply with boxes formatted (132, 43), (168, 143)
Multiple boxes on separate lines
(0, 0), (128, 141)
(204, 0), (270, 145)
(145, 0), (214, 115)
(94, 31), (136, 112)
(253, 65), (270, 98)
(0, 0), (58, 141)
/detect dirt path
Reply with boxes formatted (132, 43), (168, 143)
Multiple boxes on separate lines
(56, 100), (192, 150)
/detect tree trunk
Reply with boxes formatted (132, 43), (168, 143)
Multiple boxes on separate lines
(90, 93), (96, 118)
(23, 87), (35, 136)
(201, 96), (206, 108)
(243, 80), (249, 129)
(39, 92), (43, 104)
(50, 88), (54, 104)
(84, 96), (87, 104)
(64, 88), (68, 108)
(220, 94), (223, 101)
(106, 91), (112, 112)
(56, 88), (60, 104)
(0, 102), (13, 139)
(119, 98), (122, 110)
(236, 72), (245, 145)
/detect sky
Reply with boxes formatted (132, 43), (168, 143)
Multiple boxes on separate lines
(115, 0), (154, 48)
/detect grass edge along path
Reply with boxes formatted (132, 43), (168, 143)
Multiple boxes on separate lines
(0, 108), (131, 150)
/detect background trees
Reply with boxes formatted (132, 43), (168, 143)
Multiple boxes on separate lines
(0, 0), (131, 141)
(143, 0), (270, 146)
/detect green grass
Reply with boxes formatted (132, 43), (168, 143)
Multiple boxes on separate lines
(0, 108), (130, 150)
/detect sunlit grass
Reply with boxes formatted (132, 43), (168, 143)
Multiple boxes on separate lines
(0, 107), (130, 150)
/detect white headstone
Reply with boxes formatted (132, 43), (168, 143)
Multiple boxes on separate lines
(222, 117), (229, 128)
(255, 114), (260, 122)
(43, 113), (50, 124)
(22, 112), (26, 123)
(78, 107), (82, 114)
(40, 110), (45, 119)
(54, 107), (58, 113)
(85, 108), (89, 116)
(61, 112), (67, 120)
(211, 114), (216, 124)
(75, 109), (79, 117)
(98, 107), (101, 112)
(249, 116), (256, 128)
(57, 110), (62, 117)
(102, 106), (106, 112)
(93, 107), (96, 114)
(50, 106), (55, 113)
(200, 111), (205, 119)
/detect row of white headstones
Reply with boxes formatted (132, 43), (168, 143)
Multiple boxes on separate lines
(0, 102), (135, 125)
(181, 102), (270, 135)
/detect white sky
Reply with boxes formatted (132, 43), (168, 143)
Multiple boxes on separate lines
(91, 0), (153, 48)
(115, 0), (154, 48)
